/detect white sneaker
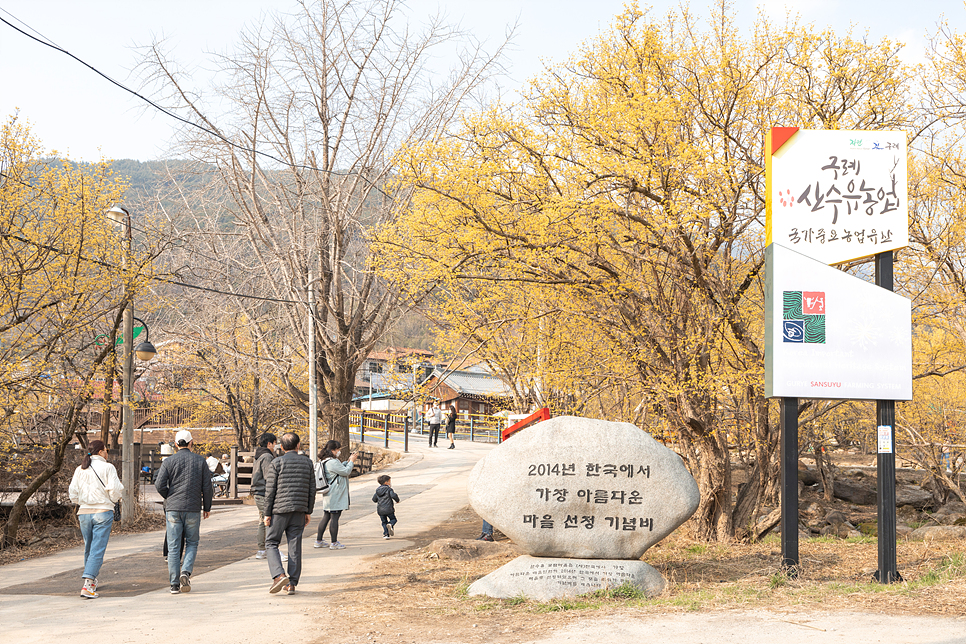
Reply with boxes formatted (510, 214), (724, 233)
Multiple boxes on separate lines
(80, 578), (98, 599)
(383, 535), (390, 540)
(281, 553), (288, 563)
(314, 540), (329, 549)
(255, 550), (266, 559)
(329, 542), (346, 550)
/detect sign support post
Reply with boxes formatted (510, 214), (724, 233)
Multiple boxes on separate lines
(780, 397), (800, 571)
(874, 251), (900, 583)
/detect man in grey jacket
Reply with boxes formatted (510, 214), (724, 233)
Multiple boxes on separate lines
(263, 432), (315, 595)
(249, 432), (277, 559)
(155, 429), (213, 594)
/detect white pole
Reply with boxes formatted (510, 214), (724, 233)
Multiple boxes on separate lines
(308, 270), (318, 463)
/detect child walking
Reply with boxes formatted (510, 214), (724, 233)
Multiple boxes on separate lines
(372, 475), (400, 539)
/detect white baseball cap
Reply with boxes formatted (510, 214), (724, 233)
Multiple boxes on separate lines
(175, 429), (193, 446)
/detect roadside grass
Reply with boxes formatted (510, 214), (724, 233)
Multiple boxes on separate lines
(343, 508), (966, 630)
(448, 534), (966, 616)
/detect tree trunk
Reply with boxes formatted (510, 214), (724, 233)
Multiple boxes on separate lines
(733, 463), (762, 539)
(690, 433), (734, 541)
(325, 372), (355, 456)
(2, 404), (81, 548)
(733, 394), (780, 538)
(815, 444), (835, 502)
(99, 376), (115, 446)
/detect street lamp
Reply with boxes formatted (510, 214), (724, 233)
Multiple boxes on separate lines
(105, 204), (145, 526)
(132, 317), (157, 362)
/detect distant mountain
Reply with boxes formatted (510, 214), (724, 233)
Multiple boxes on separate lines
(110, 159), (215, 202)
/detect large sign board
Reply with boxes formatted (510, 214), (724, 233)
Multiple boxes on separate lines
(765, 243), (912, 400)
(766, 128), (908, 265)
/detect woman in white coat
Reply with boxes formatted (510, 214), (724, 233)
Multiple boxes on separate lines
(68, 439), (123, 599)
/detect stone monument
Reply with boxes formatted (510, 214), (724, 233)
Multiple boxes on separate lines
(467, 416), (699, 600)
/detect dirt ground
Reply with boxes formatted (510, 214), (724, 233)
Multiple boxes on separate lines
(322, 506), (585, 644)
(313, 505), (966, 644)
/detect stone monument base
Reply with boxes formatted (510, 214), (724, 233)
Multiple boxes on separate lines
(468, 555), (666, 601)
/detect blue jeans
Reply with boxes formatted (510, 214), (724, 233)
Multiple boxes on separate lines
(481, 520), (493, 536)
(380, 513), (397, 536)
(79, 511), (114, 579)
(165, 511), (201, 586)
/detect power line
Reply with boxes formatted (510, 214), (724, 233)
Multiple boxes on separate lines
(153, 276), (301, 304)
(1, 168), (252, 272)
(1, 170), (306, 303)
(0, 12), (392, 198)
(0, 224), (302, 305)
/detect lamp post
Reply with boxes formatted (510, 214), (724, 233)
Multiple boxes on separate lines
(132, 316), (157, 485)
(105, 205), (157, 525)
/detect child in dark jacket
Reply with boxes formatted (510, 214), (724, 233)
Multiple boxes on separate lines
(372, 475), (400, 539)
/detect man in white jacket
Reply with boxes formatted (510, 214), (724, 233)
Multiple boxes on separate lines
(68, 439), (123, 599)
(427, 402), (442, 448)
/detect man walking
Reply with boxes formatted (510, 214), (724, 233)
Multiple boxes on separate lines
(427, 401), (442, 448)
(155, 429), (213, 594)
(264, 432), (315, 595)
(250, 432), (277, 559)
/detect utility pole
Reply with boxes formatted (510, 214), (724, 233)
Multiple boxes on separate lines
(108, 205), (136, 526)
(308, 270), (318, 463)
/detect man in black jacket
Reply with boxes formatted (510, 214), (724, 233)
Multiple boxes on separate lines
(155, 429), (213, 594)
(264, 432), (316, 595)
(250, 432), (277, 559)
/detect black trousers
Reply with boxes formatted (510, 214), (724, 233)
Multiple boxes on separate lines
(316, 509), (342, 542)
(428, 424), (440, 446)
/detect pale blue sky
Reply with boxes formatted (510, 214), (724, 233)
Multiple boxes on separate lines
(0, 0), (959, 162)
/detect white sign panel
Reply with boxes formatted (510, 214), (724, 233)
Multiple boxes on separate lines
(877, 426), (894, 454)
(767, 129), (908, 265)
(765, 243), (912, 400)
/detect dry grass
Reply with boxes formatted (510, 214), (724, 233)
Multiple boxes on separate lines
(337, 509), (966, 628)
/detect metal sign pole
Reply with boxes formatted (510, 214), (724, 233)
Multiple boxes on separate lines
(874, 251), (900, 583)
(780, 396), (799, 572)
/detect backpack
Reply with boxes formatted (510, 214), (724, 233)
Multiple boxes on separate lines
(314, 458), (331, 496)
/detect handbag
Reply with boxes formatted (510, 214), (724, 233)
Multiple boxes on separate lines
(90, 464), (122, 521)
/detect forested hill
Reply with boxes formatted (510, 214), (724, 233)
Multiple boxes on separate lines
(110, 158), (212, 201)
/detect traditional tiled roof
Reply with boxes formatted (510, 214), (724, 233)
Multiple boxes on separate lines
(430, 368), (512, 397)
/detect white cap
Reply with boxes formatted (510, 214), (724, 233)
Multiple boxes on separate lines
(175, 429), (193, 446)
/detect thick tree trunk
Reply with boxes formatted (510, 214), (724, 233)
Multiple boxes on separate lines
(324, 373), (355, 456)
(691, 435), (734, 541)
(733, 463), (761, 539)
(733, 395), (780, 538)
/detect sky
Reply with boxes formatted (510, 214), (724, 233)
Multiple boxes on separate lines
(0, 0), (960, 162)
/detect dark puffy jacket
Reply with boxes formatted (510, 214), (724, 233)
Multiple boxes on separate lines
(371, 484), (399, 516)
(250, 447), (274, 497)
(155, 448), (213, 513)
(265, 451), (316, 516)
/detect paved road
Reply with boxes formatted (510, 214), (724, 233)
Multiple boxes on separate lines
(0, 438), (494, 644)
(532, 611), (966, 644)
